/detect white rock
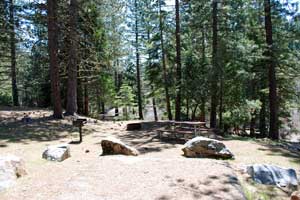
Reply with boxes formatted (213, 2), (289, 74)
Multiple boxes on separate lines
(101, 137), (139, 156)
(182, 136), (234, 159)
(0, 155), (27, 191)
(247, 164), (298, 188)
(42, 144), (71, 162)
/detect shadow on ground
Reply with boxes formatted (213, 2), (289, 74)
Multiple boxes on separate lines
(258, 143), (300, 165)
(156, 173), (244, 200)
(0, 115), (93, 147)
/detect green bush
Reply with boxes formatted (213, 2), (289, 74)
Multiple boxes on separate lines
(0, 91), (12, 106)
(223, 100), (262, 132)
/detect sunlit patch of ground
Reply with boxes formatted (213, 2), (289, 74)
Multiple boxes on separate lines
(0, 108), (299, 200)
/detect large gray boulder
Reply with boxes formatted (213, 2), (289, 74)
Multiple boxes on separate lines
(42, 144), (71, 162)
(0, 155), (27, 191)
(182, 136), (234, 159)
(101, 138), (139, 156)
(247, 164), (298, 188)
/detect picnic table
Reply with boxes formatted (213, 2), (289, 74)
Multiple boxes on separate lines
(157, 121), (206, 139)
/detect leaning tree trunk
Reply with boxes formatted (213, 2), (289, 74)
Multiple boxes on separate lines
(9, 0), (18, 106)
(264, 0), (279, 140)
(159, 0), (172, 120)
(47, 0), (62, 118)
(210, 0), (219, 128)
(134, 0), (143, 120)
(65, 0), (78, 115)
(175, 0), (182, 121)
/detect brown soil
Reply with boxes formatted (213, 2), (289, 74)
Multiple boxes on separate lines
(0, 109), (299, 200)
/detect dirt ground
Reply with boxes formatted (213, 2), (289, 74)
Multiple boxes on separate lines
(0, 109), (299, 200)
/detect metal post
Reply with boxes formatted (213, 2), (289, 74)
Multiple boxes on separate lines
(79, 125), (82, 143)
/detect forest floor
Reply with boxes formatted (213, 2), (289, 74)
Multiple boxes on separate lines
(0, 108), (299, 200)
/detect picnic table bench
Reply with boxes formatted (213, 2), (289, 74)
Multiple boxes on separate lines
(157, 121), (206, 139)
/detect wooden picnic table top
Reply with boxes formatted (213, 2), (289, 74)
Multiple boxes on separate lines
(170, 121), (206, 125)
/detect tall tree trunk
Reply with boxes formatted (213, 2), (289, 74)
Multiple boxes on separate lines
(96, 86), (101, 114)
(175, 0), (182, 121)
(159, 0), (172, 120)
(9, 0), (18, 106)
(84, 82), (89, 116)
(65, 0), (78, 116)
(191, 104), (199, 121)
(77, 78), (83, 114)
(101, 102), (105, 114)
(250, 78), (257, 137)
(114, 70), (119, 116)
(210, 0), (218, 128)
(152, 86), (158, 121)
(264, 0), (279, 140)
(259, 93), (267, 137)
(47, 0), (62, 118)
(250, 111), (256, 137)
(200, 28), (206, 123)
(219, 72), (224, 129)
(134, 0), (143, 120)
(186, 98), (189, 120)
(200, 98), (206, 122)
(146, 24), (158, 122)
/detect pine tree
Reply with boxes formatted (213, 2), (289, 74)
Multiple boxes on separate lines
(47, 0), (63, 119)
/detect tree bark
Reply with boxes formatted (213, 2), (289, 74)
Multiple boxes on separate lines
(77, 78), (83, 114)
(186, 98), (189, 120)
(84, 82), (89, 116)
(134, 0), (143, 120)
(264, 0), (279, 140)
(200, 98), (206, 122)
(191, 104), (199, 121)
(152, 87), (158, 121)
(219, 72), (224, 129)
(114, 70), (119, 116)
(159, 0), (172, 120)
(9, 0), (18, 106)
(175, 0), (182, 121)
(65, 0), (78, 116)
(210, 0), (219, 128)
(47, 0), (62, 118)
(250, 112), (256, 137)
(259, 94), (267, 137)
